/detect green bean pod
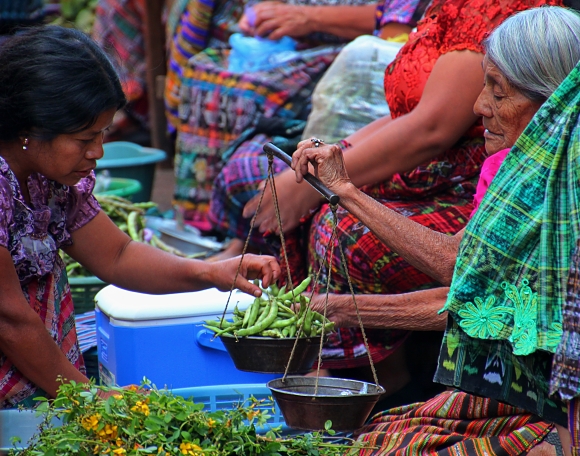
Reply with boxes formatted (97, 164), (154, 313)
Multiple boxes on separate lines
(127, 211), (141, 241)
(235, 300), (279, 336)
(278, 276), (312, 302)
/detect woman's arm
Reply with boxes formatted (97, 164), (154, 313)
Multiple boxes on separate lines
(64, 212), (280, 296)
(240, 2), (376, 41)
(0, 249), (89, 398)
(292, 142), (464, 284)
(245, 50), (484, 236)
(310, 287), (449, 330)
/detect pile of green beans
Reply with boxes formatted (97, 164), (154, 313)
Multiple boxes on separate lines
(62, 195), (203, 277)
(204, 277), (335, 338)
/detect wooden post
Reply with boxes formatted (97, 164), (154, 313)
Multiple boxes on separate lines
(143, 0), (171, 156)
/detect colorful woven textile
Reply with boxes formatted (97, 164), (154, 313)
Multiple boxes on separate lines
(374, 0), (425, 31)
(441, 60), (580, 357)
(176, 47), (338, 229)
(434, 317), (567, 426)
(355, 390), (556, 455)
(0, 266), (85, 409)
(92, 0), (148, 125)
(552, 239), (580, 400)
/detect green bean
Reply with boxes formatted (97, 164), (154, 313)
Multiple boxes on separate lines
(278, 276), (312, 302)
(261, 329), (282, 338)
(270, 283), (279, 296)
(288, 324), (297, 338)
(235, 300), (278, 336)
(269, 315), (297, 329)
(303, 309), (314, 337)
(127, 211), (141, 241)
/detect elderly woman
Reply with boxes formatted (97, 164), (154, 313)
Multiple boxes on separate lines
(294, 6), (580, 455)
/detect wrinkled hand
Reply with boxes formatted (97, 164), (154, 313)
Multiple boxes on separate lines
(292, 138), (352, 195)
(309, 293), (348, 328)
(239, 2), (313, 40)
(212, 254), (281, 297)
(242, 168), (320, 235)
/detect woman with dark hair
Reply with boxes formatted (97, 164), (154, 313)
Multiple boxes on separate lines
(0, 26), (280, 409)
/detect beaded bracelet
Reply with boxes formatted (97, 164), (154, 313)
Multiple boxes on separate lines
(337, 139), (353, 151)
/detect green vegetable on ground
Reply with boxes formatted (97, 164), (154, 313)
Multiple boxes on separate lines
(10, 378), (371, 455)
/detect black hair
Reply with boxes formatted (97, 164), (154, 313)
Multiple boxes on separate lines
(0, 25), (127, 142)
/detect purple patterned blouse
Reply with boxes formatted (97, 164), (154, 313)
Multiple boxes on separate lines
(0, 157), (100, 284)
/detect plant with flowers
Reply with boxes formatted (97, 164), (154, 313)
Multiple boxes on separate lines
(9, 378), (371, 455)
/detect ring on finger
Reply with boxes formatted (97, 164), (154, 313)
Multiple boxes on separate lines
(311, 137), (324, 148)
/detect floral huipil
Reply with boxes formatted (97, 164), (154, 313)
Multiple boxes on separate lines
(0, 156), (100, 408)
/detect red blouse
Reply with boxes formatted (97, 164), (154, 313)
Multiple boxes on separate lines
(385, 0), (562, 124)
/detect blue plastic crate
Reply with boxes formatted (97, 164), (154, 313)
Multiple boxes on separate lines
(172, 383), (289, 434)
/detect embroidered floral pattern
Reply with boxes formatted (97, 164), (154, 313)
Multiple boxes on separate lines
(503, 280), (538, 356)
(457, 295), (512, 339)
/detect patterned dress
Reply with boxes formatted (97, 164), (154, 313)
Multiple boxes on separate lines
(0, 157), (100, 408)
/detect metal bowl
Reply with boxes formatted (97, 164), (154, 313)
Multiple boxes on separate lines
(219, 335), (321, 374)
(267, 376), (384, 431)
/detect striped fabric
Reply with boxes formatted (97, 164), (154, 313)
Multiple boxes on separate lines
(355, 390), (556, 455)
(441, 60), (580, 358)
(0, 258), (85, 409)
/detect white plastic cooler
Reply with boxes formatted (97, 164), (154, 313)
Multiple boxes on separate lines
(95, 286), (277, 389)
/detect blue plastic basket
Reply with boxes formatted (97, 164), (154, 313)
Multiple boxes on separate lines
(172, 383), (289, 434)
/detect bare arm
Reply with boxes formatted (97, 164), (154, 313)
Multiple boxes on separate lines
(310, 287), (449, 331)
(0, 249), (88, 398)
(342, 50), (484, 186)
(245, 50), (484, 235)
(64, 211), (280, 296)
(337, 184), (463, 285)
(240, 2), (376, 41)
(293, 139), (464, 284)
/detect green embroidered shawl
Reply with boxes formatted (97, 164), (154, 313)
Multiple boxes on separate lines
(441, 61), (580, 356)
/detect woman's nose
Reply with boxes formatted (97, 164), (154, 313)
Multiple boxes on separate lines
(86, 134), (105, 160)
(473, 89), (491, 118)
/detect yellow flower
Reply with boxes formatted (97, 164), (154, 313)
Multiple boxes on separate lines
(98, 424), (118, 441)
(93, 445), (100, 454)
(112, 448), (126, 455)
(130, 400), (150, 416)
(246, 410), (260, 420)
(82, 414), (101, 432)
(179, 441), (203, 455)
(113, 394), (123, 400)
(207, 418), (216, 429)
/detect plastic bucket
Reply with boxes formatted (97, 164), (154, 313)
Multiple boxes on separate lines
(97, 141), (167, 202)
(95, 177), (143, 200)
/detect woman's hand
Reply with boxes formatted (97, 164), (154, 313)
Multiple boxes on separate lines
(239, 2), (312, 40)
(210, 254), (281, 297)
(242, 168), (321, 235)
(292, 139), (352, 195)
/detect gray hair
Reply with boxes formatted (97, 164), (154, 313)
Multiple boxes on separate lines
(484, 6), (580, 101)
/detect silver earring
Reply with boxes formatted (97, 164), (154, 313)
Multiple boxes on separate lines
(22, 138), (29, 150)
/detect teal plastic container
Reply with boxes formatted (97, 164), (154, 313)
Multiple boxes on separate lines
(97, 141), (167, 202)
(95, 177), (143, 200)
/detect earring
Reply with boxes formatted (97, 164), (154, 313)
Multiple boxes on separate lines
(22, 138), (29, 150)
